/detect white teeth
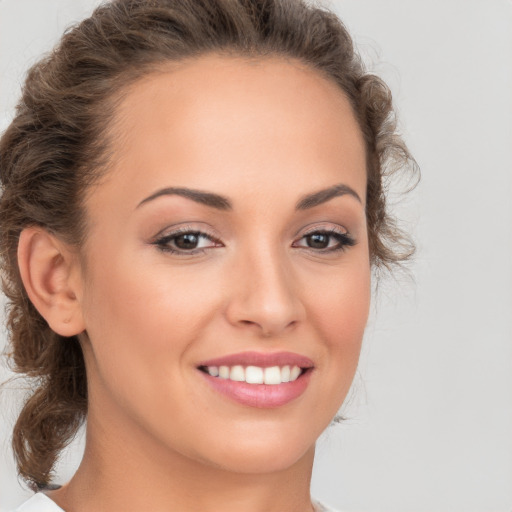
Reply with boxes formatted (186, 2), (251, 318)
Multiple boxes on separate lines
(204, 364), (304, 384)
(207, 366), (219, 377)
(290, 365), (301, 381)
(230, 365), (245, 382)
(245, 366), (264, 384)
(264, 366), (281, 385)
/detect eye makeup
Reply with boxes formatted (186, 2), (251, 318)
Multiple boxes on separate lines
(293, 227), (356, 253)
(151, 225), (223, 255)
(151, 224), (356, 257)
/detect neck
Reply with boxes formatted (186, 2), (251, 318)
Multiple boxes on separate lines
(48, 406), (316, 512)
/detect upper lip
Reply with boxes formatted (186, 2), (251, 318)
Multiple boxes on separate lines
(197, 351), (314, 369)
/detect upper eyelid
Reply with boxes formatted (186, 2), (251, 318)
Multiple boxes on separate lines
(156, 231), (218, 243)
(152, 224), (219, 241)
(300, 226), (348, 236)
(154, 224), (349, 240)
(295, 222), (350, 239)
(153, 220), (351, 237)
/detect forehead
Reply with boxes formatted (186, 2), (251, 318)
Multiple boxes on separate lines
(99, 54), (366, 208)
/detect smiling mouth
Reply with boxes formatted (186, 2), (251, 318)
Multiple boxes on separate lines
(198, 364), (309, 385)
(196, 351), (314, 407)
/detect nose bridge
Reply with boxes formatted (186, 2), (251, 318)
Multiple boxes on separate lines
(225, 238), (304, 336)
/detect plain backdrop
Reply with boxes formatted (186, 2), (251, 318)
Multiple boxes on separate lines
(1, 1), (511, 511)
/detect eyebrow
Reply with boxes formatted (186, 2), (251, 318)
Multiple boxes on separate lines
(137, 183), (362, 211)
(137, 187), (232, 210)
(295, 183), (362, 210)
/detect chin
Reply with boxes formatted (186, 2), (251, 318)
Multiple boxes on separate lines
(185, 423), (318, 475)
(205, 446), (314, 475)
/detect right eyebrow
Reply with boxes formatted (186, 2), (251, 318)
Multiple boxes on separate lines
(295, 183), (362, 210)
(136, 187), (232, 211)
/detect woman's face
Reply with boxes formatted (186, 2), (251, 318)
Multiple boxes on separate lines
(77, 55), (370, 474)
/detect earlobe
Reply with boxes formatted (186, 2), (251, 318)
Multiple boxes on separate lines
(17, 227), (85, 337)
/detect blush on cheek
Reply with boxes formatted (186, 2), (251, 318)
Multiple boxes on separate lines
(326, 271), (370, 321)
(316, 281), (370, 365)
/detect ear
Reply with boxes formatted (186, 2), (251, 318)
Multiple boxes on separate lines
(17, 227), (85, 337)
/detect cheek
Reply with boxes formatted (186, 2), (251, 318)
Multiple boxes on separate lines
(311, 255), (371, 366)
(81, 256), (212, 355)
(317, 254), (370, 326)
(78, 253), (216, 419)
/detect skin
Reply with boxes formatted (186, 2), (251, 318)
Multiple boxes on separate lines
(20, 54), (370, 512)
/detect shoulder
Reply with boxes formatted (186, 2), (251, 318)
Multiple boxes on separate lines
(11, 493), (65, 512)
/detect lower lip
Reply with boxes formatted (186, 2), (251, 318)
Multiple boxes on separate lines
(199, 370), (312, 408)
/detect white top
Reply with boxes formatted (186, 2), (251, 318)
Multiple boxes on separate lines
(12, 492), (341, 511)
(13, 493), (64, 512)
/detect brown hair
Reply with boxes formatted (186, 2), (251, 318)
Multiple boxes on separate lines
(0, 0), (418, 491)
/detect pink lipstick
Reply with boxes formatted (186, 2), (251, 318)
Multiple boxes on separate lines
(197, 351), (314, 408)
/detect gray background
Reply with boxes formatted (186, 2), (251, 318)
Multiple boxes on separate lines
(1, 1), (511, 511)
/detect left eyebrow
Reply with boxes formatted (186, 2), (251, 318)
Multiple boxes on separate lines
(137, 187), (232, 210)
(295, 183), (362, 210)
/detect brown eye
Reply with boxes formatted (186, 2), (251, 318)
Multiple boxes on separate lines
(153, 229), (221, 255)
(293, 229), (356, 253)
(174, 233), (200, 249)
(306, 233), (330, 249)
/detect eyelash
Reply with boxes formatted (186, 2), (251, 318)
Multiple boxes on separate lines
(152, 227), (356, 256)
(293, 229), (356, 253)
(152, 227), (222, 255)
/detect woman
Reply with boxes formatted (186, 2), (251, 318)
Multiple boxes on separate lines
(0, 0), (416, 511)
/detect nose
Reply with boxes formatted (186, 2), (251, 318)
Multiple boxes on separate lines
(224, 246), (306, 338)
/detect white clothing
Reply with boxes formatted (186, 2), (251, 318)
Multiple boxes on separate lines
(12, 492), (340, 511)
(13, 493), (64, 512)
